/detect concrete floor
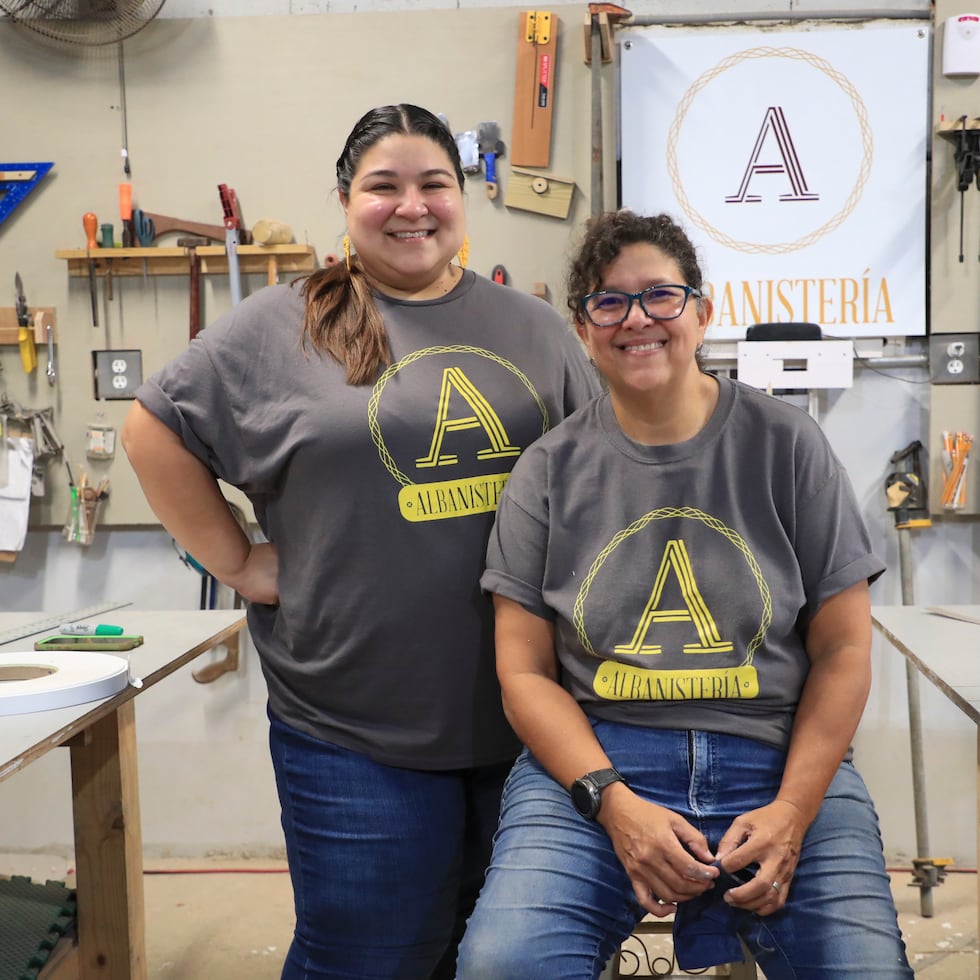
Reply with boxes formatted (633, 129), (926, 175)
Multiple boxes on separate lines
(3, 854), (978, 978)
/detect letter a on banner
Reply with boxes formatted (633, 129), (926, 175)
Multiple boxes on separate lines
(725, 107), (819, 204)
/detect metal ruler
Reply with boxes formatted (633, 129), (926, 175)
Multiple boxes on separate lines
(0, 600), (132, 647)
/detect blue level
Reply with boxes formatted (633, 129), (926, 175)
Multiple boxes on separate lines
(0, 162), (54, 227)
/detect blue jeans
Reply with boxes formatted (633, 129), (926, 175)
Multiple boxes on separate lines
(268, 707), (511, 979)
(455, 722), (912, 980)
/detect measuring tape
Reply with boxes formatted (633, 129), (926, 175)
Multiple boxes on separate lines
(0, 600), (132, 647)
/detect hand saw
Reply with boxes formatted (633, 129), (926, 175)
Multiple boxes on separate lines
(218, 183), (245, 305)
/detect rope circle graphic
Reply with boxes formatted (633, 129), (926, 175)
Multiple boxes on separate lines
(367, 346), (549, 486)
(666, 46), (873, 254)
(572, 507), (771, 663)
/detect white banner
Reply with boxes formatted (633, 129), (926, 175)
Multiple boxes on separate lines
(621, 24), (930, 339)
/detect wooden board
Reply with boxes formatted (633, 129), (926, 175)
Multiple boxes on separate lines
(0, 307), (56, 346)
(511, 11), (558, 168)
(504, 167), (575, 219)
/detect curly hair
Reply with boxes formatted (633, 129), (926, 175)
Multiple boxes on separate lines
(565, 210), (705, 326)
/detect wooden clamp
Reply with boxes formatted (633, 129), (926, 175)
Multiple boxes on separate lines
(584, 3), (632, 65)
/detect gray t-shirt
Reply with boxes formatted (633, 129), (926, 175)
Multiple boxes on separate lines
(481, 377), (884, 750)
(136, 270), (599, 769)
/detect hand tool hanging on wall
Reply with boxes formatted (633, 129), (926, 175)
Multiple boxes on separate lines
(100, 223), (115, 300)
(119, 183), (134, 247)
(0, 162), (53, 228)
(45, 315), (56, 386)
(136, 211), (226, 243)
(218, 184), (245, 305)
(512, 10), (558, 168)
(82, 212), (99, 328)
(477, 123), (505, 200)
(885, 441), (931, 530)
(949, 116), (980, 262)
(585, 4), (631, 216)
(132, 208), (154, 283)
(178, 237), (208, 341)
(132, 209), (155, 245)
(13, 273), (36, 374)
(454, 130), (481, 174)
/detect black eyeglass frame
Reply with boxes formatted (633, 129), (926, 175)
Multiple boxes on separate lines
(579, 283), (702, 328)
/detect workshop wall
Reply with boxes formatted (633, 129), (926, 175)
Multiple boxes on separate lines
(4, 0), (980, 874)
(930, 0), (980, 516)
(0, 5), (606, 528)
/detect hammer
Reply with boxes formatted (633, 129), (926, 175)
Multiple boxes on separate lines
(178, 236), (209, 342)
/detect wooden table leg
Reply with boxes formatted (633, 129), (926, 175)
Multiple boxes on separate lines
(69, 700), (146, 980)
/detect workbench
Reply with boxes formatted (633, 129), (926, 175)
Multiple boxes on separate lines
(0, 609), (246, 980)
(871, 604), (980, 942)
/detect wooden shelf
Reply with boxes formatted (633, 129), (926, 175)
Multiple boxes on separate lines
(55, 244), (318, 283)
(936, 116), (980, 145)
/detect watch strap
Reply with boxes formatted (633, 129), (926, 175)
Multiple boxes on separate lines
(586, 767), (624, 791)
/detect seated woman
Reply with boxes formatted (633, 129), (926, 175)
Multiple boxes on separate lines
(455, 210), (912, 980)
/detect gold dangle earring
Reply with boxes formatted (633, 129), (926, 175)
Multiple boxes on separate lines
(456, 236), (470, 269)
(343, 234), (352, 271)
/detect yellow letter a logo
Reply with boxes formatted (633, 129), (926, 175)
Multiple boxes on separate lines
(416, 367), (521, 468)
(614, 540), (734, 656)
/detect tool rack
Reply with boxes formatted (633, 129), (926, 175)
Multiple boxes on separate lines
(0, 307), (56, 347)
(55, 243), (318, 285)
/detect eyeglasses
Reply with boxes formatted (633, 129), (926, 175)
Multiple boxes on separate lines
(580, 284), (701, 328)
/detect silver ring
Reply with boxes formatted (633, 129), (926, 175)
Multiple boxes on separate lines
(772, 881), (781, 893)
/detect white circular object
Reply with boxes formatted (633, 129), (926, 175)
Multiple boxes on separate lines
(0, 652), (130, 715)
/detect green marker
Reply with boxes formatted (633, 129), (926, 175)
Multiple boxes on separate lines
(60, 623), (125, 636)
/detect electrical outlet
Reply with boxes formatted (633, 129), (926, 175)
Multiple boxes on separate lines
(929, 334), (979, 384)
(92, 349), (143, 400)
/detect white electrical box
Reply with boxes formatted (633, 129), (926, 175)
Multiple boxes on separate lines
(943, 13), (980, 77)
(736, 340), (854, 392)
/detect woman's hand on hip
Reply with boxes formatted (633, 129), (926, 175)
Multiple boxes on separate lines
(599, 786), (718, 917)
(226, 541), (280, 605)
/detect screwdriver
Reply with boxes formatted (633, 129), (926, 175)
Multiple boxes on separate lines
(82, 211), (99, 328)
(101, 223), (115, 301)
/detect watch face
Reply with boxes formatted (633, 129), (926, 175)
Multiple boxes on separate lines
(571, 778), (598, 818)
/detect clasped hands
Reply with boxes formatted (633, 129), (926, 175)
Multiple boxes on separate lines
(598, 789), (805, 918)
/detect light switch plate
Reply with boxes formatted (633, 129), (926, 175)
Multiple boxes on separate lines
(92, 349), (143, 400)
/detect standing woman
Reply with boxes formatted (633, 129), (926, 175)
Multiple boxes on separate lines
(121, 104), (597, 979)
(455, 210), (912, 979)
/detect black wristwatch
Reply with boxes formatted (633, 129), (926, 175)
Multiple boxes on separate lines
(570, 767), (626, 820)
